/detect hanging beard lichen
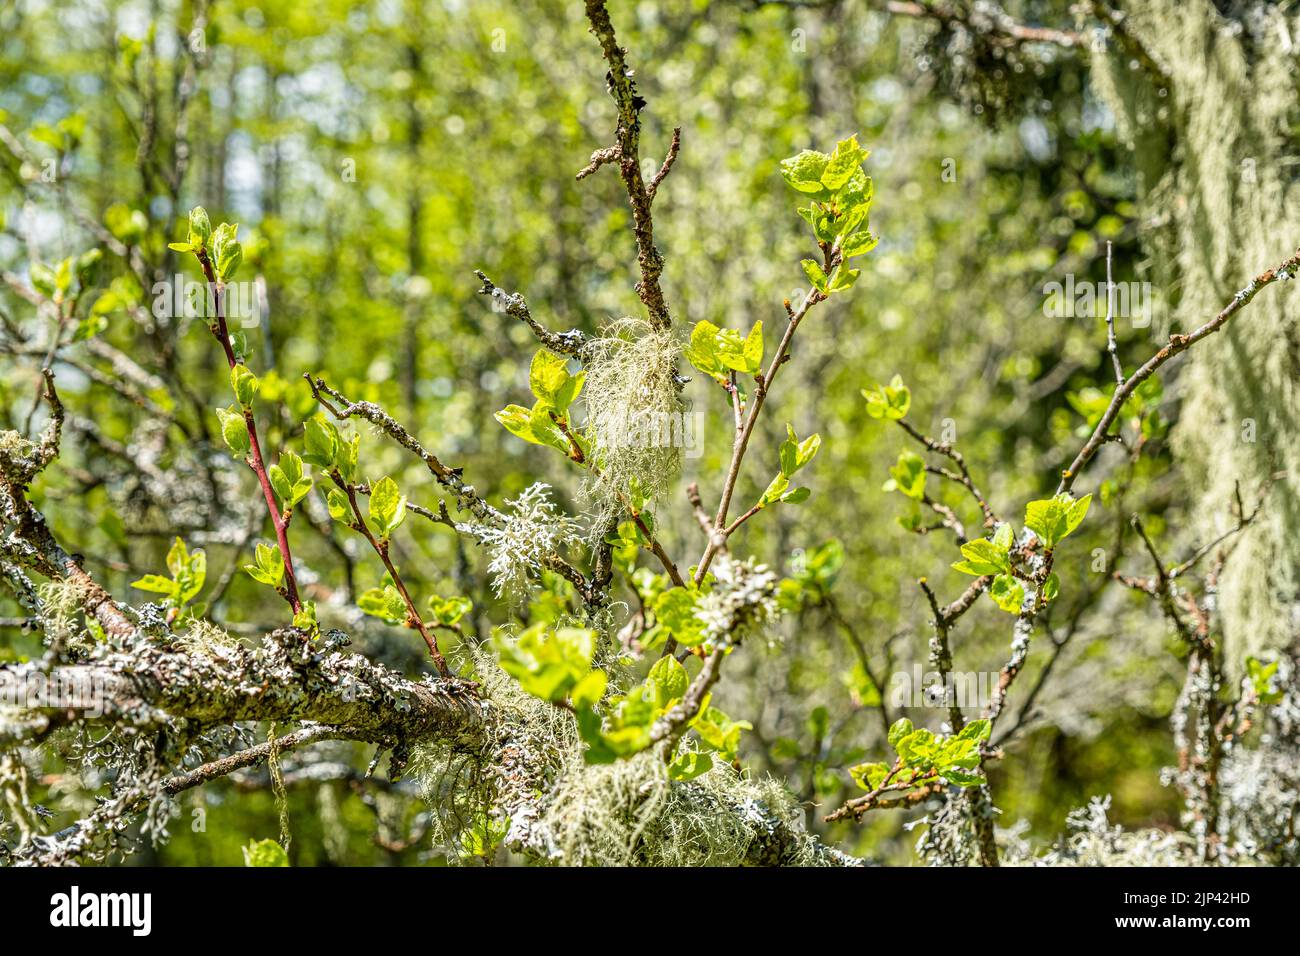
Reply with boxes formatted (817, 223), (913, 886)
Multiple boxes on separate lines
(407, 652), (828, 866)
(579, 317), (685, 530)
(1090, 2), (1300, 675)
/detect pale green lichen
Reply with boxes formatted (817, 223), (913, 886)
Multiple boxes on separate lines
(1091, 3), (1300, 676)
(410, 649), (824, 867)
(579, 318), (684, 530)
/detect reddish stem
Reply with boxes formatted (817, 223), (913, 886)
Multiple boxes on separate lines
(334, 472), (450, 676)
(196, 248), (302, 616)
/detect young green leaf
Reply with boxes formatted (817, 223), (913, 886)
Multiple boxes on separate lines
(801, 259), (829, 294)
(668, 750), (713, 782)
(367, 476), (406, 540)
(358, 584), (407, 625)
(882, 451), (926, 500)
(230, 363), (259, 408)
(887, 718), (914, 749)
(242, 839), (289, 868)
(821, 135), (868, 191)
(780, 149), (831, 196)
(243, 542), (285, 588)
(951, 534), (1011, 577)
(849, 761), (891, 792)
(989, 573), (1025, 614)
(1024, 493), (1092, 549)
(427, 594), (472, 627)
(187, 206), (211, 246)
(215, 405), (250, 457)
(302, 415), (340, 468)
(647, 654), (689, 708)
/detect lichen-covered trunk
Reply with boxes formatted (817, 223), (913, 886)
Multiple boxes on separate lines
(1092, 1), (1300, 669)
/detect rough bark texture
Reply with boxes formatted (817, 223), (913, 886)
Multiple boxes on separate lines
(0, 629), (488, 747)
(1091, 1), (1300, 669)
(1, 628), (855, 866)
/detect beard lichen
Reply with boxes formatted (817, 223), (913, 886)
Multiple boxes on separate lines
(407, 648), (822, 866)
(478, 483), (581, 604)
(579, 317), (684, 530)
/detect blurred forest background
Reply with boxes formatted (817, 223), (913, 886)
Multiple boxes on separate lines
(2, 0), (1296, 865)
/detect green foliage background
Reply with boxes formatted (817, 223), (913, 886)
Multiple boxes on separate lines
(1, 0), (1202, 864)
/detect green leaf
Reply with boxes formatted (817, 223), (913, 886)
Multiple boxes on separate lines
(1024, 493), (1091, 549)
(887, 718), (914, 749)
(427, 594), (472, 627)
(211, 222), (241, 280)
(941, 768), (986, 787)
(1065, 494), (1092, 537)
(1041, 572), (1060, 603)
(187, 206), (211, 246)
(293, 601), (318, 634)
(215, 405), (250, 457)
(54, 258), (73, 295)
(779, 425), (821, 477)
(801, 259), (829, 294)
(230, 363), (259, 408)
(821, 135), (867, 191)
(326, 488), (351, 523)
(335, 433), (360, 483)
(683, 320), (725, 380)
(243, 542), (285, 588)
(668, 751), (713, 782)
(217, 242), (242, 281)
(883, 451), (926, 500)
(647, 654), (688, 708)
(895, 728), (937, 768)
(741, 320), (764, 375)
(358, 585), (407, 625)
(132, 537), (204, 608)
(130, 573), (176, 597)
(495, 624), (600, 705)
(166, 241), (194, 253)
(242, 839), (289, 867)
(761, 473), (790, 506)
(711, 323), (762, 376)
(273, 450), (311, 508)
(863, 375), (911, 420)
(211, 222), (235, 264)
(367, 476), (406, 540)
(302, 416), (339, 468)
(166, 536), (188, 577)
(494, 403), (568, 454)
(1246, 656), (1284, 705)
(651, 588), (706, 647)
(780, 149), (831, 195)
(840, 230), (879, 258)
(989, 573), (1025, 614)
(571, 669), (608, 710)
(992, 522), (1014, 551)
(690, 706), (752, 761)
(849, 761), (890, 792)
(829, 265), (860, 291)
(529, 350), (572, 407)
(951, 536), (1011, 577)
(955, 719), (991, 743)
(75, 248), (102, 287)
(30, 263), (57, 296)
(528, 402), (572, 454)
